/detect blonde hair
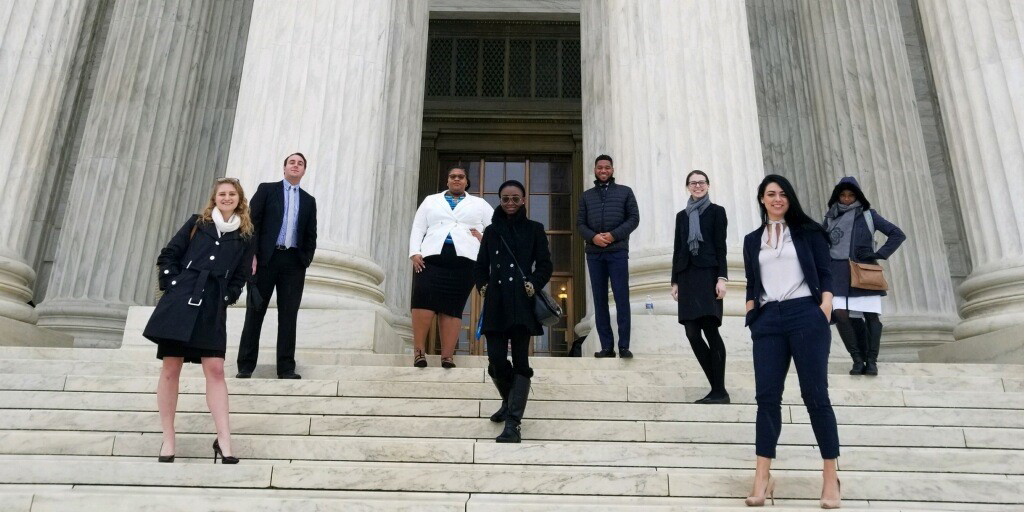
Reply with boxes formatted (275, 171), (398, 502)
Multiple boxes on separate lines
(199, 178), (254, 237)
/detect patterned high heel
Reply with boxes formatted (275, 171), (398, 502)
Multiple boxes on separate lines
(212, 439), (239, 464)
(745, 474), (776, 507)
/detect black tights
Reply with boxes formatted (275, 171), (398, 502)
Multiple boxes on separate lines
(684, 317), (727, 394)
(834, 309), (883, 362)
(486, 326), (534, 379)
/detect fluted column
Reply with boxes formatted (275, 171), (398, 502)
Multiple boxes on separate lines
(226, 0), (428, 319)
(797, 0), (960, 351)
(0, 1), (90, 325)
(746, 0), (829, 208)
(372, 0), (429, 339)
(582, 0), (765, 306)
(36, 0), (245, 345)
(918, 0), (1024, 340)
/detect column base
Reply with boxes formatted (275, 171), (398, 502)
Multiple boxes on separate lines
(34, 299), (131, 348)
(301, 247), (387, 310)
(878, 314), (957, 362)
(0, 254), (39, 325)
(954, 260), (1024, 340)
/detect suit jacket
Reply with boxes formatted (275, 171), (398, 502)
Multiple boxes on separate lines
(743, 224), (833, 326)
(671, 203), (728, 283)
(250, 181), (317, 268)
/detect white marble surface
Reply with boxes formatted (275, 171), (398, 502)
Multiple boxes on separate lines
(0, 0), (89, 326)
(121, 305), (403, 354)
(797, 0), (960, 349)
(918, 0), (1024, 341)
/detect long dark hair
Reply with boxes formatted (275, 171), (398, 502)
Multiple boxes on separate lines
(756, 174), (823, 232)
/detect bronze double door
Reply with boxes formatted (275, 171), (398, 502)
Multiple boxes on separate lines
(435, 154), (576, 356)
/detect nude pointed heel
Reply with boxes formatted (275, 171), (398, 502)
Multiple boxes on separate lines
(745, 474), (776, 507)
(820, 478), (841, 509)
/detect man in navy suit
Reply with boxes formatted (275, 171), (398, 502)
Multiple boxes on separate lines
(236, 152), (317, 379)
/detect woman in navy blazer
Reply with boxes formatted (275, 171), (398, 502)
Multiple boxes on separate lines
(742, 175), (841, 508)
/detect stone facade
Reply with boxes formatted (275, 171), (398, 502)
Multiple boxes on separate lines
(1, 0), (1022, 360)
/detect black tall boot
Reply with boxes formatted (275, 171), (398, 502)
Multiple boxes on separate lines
(864, 315), (883, 376)
(487, 363), (513, 423)
(496, 372), (531, 443)
(835, 318), (864, 374)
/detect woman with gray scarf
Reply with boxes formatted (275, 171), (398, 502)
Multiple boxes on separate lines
(823, 177), (906, 376)
(672, 170), (730, 403)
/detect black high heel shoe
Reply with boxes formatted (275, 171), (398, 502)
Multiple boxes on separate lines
(212, 439), (239, 464)
(158, 442), (174, 463)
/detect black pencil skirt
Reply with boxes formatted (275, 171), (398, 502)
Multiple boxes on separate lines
(411, 243), (476, 318)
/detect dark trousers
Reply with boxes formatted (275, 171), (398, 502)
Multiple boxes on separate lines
(750, 297), (840, 459)
(237, 248), (306, 375)
(587, 250), (631, 350)
(486, 326), (533, 378)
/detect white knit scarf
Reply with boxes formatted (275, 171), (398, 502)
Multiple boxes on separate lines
(212, 208), (240, 237)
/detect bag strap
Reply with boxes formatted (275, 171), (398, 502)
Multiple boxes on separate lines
(498, 234), (530, 282)
(189, 222), (199, 240)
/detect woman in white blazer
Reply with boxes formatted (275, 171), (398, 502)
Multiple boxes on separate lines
(408, 166), (493, 368)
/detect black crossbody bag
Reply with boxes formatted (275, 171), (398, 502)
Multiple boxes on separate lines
(498, 235), (562, 327)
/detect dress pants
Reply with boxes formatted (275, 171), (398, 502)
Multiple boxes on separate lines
(237, 248), (305, 375)
(750, 296), (840, 459)
(486, 325), (532, 378)
(586, 250), (631, 350)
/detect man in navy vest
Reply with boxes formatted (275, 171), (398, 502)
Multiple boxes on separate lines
(236, 152), (317, 379)
(577, 155), (640, 358)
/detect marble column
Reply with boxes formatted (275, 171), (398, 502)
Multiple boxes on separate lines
(580, 0), (766, 352)
(797, 0), (960, 352)
(373, 0), (429, 340)
(917, 0), (1024, 340)
(746, 0), (829, 209)
(0, 1), (90, 325)
(225, 0), (429, 322)
(36, 0), (248, 346)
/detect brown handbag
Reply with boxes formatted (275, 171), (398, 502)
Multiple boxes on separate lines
(849, 261), (888, 291)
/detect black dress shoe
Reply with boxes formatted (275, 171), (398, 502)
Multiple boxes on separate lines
(702, 392), (731, 404)
(849, 360), (866, 375)
(235, 371), (252, 379)
(594, 349), (616, 358)
(619, 349), (633, 359)
(864, 361), (878, 376)
(278, 373), (302, 379)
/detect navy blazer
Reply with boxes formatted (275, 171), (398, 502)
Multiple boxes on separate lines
(743, 224), (833, 326)
(249, 181), (317, 268)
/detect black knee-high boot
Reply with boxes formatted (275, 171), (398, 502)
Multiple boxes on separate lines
(487, 362), (514, 422)
(864, 314), (883, 375)
(835, 316), (863, 371)
(496, 371), (532, 443)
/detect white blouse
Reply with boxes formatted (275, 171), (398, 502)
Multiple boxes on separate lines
(408, 192), (493, 260)
(759, 222), (812, 305)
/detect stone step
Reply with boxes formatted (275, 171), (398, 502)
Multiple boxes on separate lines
(1, 347), (1020, 378)
(0, 431), (1018, 475)
(2, 389), (1019, 428)
(8, 410), (1016, 448)
(13, 374), (1019, 410)
(0, 359), (1011, 392)
(2, 456), (1020, 503)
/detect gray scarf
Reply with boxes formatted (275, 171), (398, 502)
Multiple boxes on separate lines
(824, 201), (862, 260)
(685, 195), (711, 255)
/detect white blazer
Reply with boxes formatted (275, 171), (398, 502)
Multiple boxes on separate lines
(409, 192), (494, 260)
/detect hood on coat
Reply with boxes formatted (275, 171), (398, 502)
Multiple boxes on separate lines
(827, 176), (871, 210)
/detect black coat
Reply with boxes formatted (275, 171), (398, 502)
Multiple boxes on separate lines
(743, 224), (833, 327)
(576, 178), (640, 254)
(671, 203), (728, 283)
(144, 215), (254, 350)
(474, 207), (553, 336)
(250, 181), (317, 268)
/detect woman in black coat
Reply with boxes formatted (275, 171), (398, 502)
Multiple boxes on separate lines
(671, 170), (730, 404)
(144, 178), (255, 464)
(474, 180), (553, 444)
(822, 176), (906, 376)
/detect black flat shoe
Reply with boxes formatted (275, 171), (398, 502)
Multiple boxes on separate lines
(213, 439), (239, 464)
(235, 371), (252, 379)
(702, 392), (731, 405)
(594, 349), (616, 358)
(278, 373), (302, 380)
(619, 349), (633, 359)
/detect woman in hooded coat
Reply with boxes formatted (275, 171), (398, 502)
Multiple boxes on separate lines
(822, 177), (906, 376)
(474, 180), (553, 443)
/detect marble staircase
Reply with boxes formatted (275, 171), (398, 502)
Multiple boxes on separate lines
(0, 346), (1021, 511)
